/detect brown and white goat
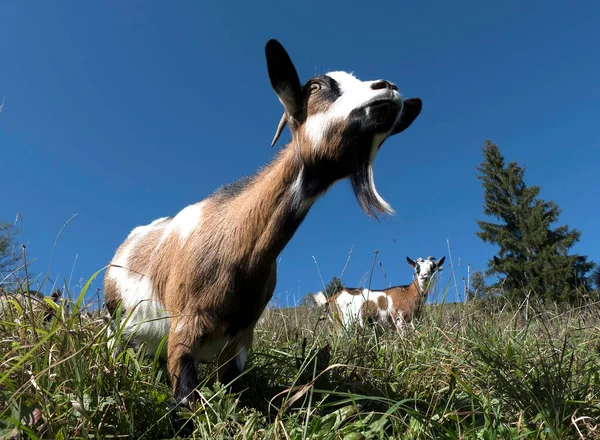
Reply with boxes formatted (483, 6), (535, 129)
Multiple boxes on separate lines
(103, 39), (422, 406)
(313, 256), (445, 334)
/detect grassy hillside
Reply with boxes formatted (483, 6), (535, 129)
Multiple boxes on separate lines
(1, 283), (599, 439)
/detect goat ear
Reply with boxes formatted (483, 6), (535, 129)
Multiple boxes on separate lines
(436, 256), (446, 268)
(266, 39), (303, 120)
(406, 256), (416, 268)
(391, 98), (422, 135)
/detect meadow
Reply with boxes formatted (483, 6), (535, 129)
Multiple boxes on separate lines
(1, 275), (600, 439)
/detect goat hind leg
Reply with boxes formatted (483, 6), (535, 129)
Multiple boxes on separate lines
(217, 328), (253, 390)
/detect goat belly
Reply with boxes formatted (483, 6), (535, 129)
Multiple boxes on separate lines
(194, 332), (231, 362)
(224, 269), (276, 336)
(118, 296), (172, 359)
(224, 300), (269, 337)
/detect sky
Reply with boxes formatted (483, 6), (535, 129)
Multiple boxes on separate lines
(1, 1), (599, 307)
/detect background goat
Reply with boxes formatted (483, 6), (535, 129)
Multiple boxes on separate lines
(313, 256), (445, 334)
(103, 39), (422, 407)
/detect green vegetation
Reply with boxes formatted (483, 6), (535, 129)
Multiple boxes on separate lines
(1, 141), (598, 438)
(476, 141), (595, 304)
(1, 277), (600, 439)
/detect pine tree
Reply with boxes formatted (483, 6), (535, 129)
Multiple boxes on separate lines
(476, 140), (594, 304)
(324, 276), (344, 298)
(301, 276), (345, 307)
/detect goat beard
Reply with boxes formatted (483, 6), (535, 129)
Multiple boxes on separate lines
(349, 143), (394, 219)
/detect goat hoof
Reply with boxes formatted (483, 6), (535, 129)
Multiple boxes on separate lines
(169, 403), (195, 438)
(170, 415), (194, 438)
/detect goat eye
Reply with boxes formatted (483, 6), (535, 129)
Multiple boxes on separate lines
(309, 83), (321, 94)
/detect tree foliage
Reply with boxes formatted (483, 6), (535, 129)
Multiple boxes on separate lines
(324, 276), (344, 298)
(301, 276), (345, 307)
(467, 270), (487, 301)
(476, 140), (594, 303)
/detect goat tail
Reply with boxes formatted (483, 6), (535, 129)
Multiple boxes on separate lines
(312, 291), (328, 306)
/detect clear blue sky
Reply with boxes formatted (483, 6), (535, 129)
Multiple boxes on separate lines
(1, 1), (599, 306)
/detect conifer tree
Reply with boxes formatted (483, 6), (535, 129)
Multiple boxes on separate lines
(301, 276), (345, 307)
(476, 140), (593, 303)
(324, 276), (344, 298)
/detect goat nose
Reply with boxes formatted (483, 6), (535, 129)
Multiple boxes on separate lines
(371, 80), (398, 91)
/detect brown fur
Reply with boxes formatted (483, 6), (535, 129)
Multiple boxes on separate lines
(272, 83), (351, 165)
(360, 300), (378, 324)
(102, 276), (119, 313)
(387, 281), (424, 326)
(376, 296), (388, 311)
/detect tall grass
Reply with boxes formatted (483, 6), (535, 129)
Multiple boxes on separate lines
(1, 277), (599, 438)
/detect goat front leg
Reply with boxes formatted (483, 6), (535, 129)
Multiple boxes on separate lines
(394, 312), (406, 337)
(217, 327), (254, 390)
(166, 319), (202, 438)
(167, 321), (200, 406)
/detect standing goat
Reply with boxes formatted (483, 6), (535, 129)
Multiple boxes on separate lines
(103, 39), (422, 406)
(313, 256), (445, 334)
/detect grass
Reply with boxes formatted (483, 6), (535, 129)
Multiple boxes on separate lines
(1, 278), (600, 439)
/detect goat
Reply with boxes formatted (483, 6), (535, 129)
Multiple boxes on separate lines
(313, 256), (445, 334)
(103, 39), (422, 407)
(0, 287), (62, 324)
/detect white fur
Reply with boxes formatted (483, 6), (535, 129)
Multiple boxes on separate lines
(175, 320), (186, 334)
(160, 202), (204, 246)
(234, 346), (248, 373)
(414, 259), (438, 291)
(290, 168), (318, 215)
(127, 217), (170, 240)
(334, 289), (393, 328)
(304, 112), (335, 150)
(107, 218), (172, 357)
(312, 291), (328, 306)
(106, 276), (171, 357)
(326, 71), (399, 119)
(304, 71), (401, 150)
(368, 133), (394, 215)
